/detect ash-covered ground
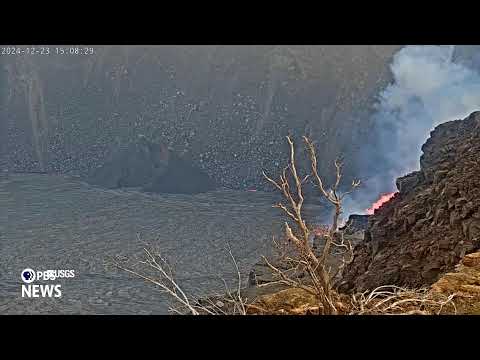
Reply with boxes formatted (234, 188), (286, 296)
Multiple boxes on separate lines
(0, 173), (328, 314)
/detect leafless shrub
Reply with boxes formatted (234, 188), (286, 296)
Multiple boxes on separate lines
(349, 285), (457, 315)
(111, 243), (247, 315)
(262, 135), (360, 314)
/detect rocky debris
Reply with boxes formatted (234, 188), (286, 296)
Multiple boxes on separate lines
(85, 136), (216, 194)
(0, 46), (401, 189)
(395, 171), (421, 193)
(340, 111), (480, 293)
(429, 251), (480, 314)
(337, 214), (369, 248)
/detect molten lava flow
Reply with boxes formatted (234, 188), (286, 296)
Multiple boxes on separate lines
(366, 192), (397, 215)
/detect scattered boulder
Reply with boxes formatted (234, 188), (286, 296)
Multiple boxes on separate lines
(396, 171), (422, 193)
(86, 136), (216, 194)
(340, 111), (480, 293)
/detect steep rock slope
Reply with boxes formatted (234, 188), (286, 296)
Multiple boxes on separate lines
(0, 46), (401, 188)
(340, 111), (480, 292)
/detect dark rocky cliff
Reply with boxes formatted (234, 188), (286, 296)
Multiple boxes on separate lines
(0, 45), (401, 189)
(340, 111), (480, 292)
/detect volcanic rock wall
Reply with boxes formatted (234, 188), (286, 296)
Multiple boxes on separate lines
(0, 46), (401, 189)
(340, 111), (480, 292)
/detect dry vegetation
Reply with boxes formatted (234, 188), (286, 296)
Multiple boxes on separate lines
(111, 243), (248, 315)
(348, 285), (457, 315)
(260, 135), (360, 314)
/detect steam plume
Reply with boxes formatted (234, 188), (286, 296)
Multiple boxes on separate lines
(345, 45), (480, 215)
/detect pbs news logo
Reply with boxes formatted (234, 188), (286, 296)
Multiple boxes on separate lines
(21, 268), (75, 298)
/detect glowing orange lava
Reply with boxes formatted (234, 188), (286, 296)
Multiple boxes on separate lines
(366, 192), (397, 215)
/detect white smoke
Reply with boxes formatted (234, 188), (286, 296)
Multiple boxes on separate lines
(345, 45), (480, 216)
(375, 45), (480, 175)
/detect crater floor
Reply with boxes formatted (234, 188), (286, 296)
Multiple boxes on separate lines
(0, 174), (327, 314)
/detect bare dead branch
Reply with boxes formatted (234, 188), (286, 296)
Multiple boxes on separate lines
(111, 251), (200, 315)
(112, 244), (248, 315)
(262, 135), (361, 314)
(225, 243), (247, 315)
(349, 286), (457, 315)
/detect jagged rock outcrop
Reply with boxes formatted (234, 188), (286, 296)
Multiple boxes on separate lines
(340, 111), (480, 292)
(340, 214), (370, 234)
(86, 136), (216, 194)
